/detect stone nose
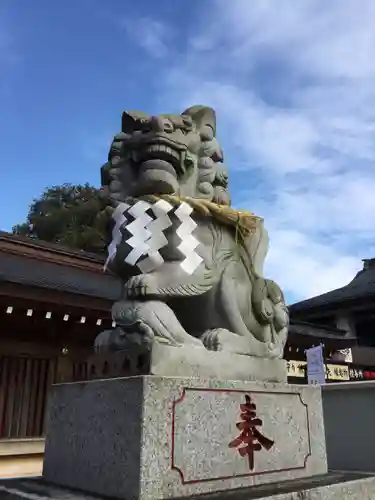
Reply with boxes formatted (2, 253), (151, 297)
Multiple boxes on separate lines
(150, 115), (165, 133)
(150, 116), (174, 133)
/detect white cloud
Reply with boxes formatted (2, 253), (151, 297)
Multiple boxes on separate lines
(121, 17), (168, 59)
(211, 0), (375, 80)
(265, 229), (360, 299)
(131, 1), (375, 302)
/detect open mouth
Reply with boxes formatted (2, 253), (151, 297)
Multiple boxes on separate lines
(132, 142), (184, 176)
(139, 144), (180, 165)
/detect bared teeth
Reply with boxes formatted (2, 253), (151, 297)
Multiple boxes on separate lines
(138, 144), (180, 163)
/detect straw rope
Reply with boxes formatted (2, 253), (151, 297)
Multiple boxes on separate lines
(144, 194), (262, 241)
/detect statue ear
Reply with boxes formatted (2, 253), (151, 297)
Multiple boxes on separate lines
(182, 105), (216, 136)
(121, 111), (149, 133)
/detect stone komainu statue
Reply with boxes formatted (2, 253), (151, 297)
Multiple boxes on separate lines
(95, 106), (289, 358)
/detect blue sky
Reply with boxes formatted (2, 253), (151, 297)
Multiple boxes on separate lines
(2, 0), (375, 303)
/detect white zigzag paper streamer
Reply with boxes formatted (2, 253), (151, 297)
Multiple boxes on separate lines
(175, 202), (203, 275)
(104, 202), (130, 270)
(105, 200), (202, 275)
(125, 200), (154, 266)
(137, 199), (173, 273)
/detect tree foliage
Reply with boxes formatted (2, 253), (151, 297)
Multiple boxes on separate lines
(12, 183), (109, 254)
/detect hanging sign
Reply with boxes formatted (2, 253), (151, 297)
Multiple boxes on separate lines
(286, 360), (306, 378)
(325, 364), (350, 381)
(306, 345), (325, 385)
(286, 360), (360, 382)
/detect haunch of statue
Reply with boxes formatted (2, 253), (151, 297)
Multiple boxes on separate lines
(95, 105), (289, 359)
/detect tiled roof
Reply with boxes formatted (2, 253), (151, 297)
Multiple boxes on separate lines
(0, 231), (105, 263)
(289, 264), (375, 314)
(0, 252), (121, 301)
(289, 321), (356, 344)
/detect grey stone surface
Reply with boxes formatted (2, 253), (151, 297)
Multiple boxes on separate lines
(3, 473), (375, 500)
(43, 377), (144, 500)
(43, 376), (326, 500)
(248, 474), (375, 500)
(95, 105), (289, 364)
(149, 343), (287, 383)
(89, 342), (288, 383)
(322, 381), (375, 473)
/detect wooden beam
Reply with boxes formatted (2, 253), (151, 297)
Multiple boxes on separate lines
(0, 438), (45, 457)
(0, 234), (105, 273)
(0, 340), (62, 358)
(0, 309), (111, 328)
(0, 317), (109, 349)
(0, 282), (112, 312)
(0, 454), (43, 478)
(291, 295), (375, 320)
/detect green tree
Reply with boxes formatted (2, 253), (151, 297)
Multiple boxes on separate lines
(12, 183), (109, 254)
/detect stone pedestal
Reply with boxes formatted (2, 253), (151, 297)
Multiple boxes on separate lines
(89, 343), (288, 383)
(4, 473), (375, 500)
(43, 376), (327, 500)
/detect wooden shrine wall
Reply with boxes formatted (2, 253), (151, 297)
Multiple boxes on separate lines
(0, 355), (56, 439)
(0, 350), (133, 441)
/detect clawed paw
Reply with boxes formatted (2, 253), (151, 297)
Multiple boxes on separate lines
(125, 274), (157, 298)
(94, 327), (126, 353)
(200, 328), (253, 355)
(200, 329), (226, 351)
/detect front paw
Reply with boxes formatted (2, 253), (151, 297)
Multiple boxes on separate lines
(94, 327), (125, 353)
(125, 274), (158, 299)
(200, 328), (254, 355)
(200, 328), (228, 351)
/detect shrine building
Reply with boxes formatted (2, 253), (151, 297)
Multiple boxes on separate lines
(0, 232), (117, 476)
(288, 258), (375, 384)
(0, 230), (374, 476)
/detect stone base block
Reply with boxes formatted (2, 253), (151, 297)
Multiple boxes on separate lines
(43, 376), (327, 500)
(150, 344), (287, 383)
(89, 343), (288, 383)
(4, 473), (375, 500)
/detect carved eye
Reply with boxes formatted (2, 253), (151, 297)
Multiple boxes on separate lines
(163, 120), (174, 133)
(200, 125), (214, 141)
(139, 119), (151, 132)
(181, 115), (193, 130)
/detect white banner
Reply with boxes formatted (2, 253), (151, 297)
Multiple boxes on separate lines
(306, 345), (325, 385)
(338, 348), (353, 363)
